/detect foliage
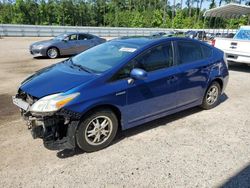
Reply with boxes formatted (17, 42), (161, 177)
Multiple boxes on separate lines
(0, 0), (248, 29)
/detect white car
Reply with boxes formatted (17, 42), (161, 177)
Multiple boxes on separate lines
(213, 26), (250, 65)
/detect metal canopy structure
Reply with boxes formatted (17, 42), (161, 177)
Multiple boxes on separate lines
(204, 3), (250, 18)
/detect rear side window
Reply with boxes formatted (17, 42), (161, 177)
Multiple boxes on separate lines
(201, 45), (212, 59)
(135, 43), (173, 72)
(78, 34), (93, 40)
(177, 41), (203, 64)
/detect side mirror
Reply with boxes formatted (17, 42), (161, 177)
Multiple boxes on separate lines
(130, 68), (147, 80)
(62, 37), (69, 42)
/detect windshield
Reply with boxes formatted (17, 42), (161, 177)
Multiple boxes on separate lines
(71, 41), (139, 73)
(53, 34), (68, 40)
(234, 29), (250, 40)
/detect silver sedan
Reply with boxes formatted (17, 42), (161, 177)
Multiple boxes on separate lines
(29, 33), (106, 58)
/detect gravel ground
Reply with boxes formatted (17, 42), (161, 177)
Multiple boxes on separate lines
(0, 37), (250, 188)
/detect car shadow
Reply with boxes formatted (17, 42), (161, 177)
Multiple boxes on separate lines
(57, 93), (228, 158)
(229, 63), (250, 73)
(219, 163), (250, 188)
(220, 93), (228, 103)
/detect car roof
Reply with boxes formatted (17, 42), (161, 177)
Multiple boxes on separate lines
(111, 36), (200, 48)
(64, 32), (94, 36)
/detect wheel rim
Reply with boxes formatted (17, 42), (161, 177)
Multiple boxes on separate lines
(47, 48), (58, 58)
(206, 85), (219, 105)
(84, 116), (113, 146)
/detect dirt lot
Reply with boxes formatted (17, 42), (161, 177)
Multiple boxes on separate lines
(0, 37), (250, 188)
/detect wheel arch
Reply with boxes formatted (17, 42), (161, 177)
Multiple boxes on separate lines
(212, 77), (223, 90)
(79, 104), (122, 129)
(203, 77), (224, 101)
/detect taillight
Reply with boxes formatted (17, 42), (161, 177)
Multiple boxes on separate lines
(211, 39), (216, 46)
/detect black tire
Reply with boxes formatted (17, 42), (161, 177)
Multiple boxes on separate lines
(46, 47), (59, 59)
(76, 109), (118, 152)
(201, 81), (221, 110)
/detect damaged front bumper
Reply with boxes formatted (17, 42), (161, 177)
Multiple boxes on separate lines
(13, 92), (81, 151)
(27, 114), (79, 150)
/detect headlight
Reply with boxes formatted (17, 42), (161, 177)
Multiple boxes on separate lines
(30, 92), (80, 113)
(36, 45), (43, 49)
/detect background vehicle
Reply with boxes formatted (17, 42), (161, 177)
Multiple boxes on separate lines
(151, 31), (175, 37)
(29, 32), (106, 58)
(213, 26), (250, 65)
(13, 37), (229, 152)
(185, 30), (207, 40)
(207, 32), (235, 40)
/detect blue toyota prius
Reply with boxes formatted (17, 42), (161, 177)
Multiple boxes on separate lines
(13, 37), (229, 152)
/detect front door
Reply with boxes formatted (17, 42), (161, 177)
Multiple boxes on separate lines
(123, 43), (180, 127)
(61, 34), (78, 55)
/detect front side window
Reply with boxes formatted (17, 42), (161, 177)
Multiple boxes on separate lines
(68, 34), (77, 41)
(114, 60), (136, 80)
(114, 43), (173, 80)
(177, 41), (203, 64)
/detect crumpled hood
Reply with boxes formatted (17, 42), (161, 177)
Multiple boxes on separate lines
(20, 61), (96, 98)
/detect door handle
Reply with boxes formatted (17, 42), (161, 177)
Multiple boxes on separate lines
(202, 65), (209, 69)
(167, 76), (175, 80)
(116, 91), (126, 96)
(166, 76), (176, 84)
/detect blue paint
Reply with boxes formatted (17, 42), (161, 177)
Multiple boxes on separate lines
(20, 37), (229, 130)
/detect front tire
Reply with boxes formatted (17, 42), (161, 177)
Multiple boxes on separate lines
(47, 47), (59, 59)
(201, 81), (221, 110)
(76, 109), (118, 152)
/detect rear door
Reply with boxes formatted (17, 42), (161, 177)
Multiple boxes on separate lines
(174, 40), (213, 107)
(77, 34), (95, 53)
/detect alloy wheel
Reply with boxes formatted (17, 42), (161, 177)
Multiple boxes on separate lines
(206, 85), (219, 105)
(47, 48), (58, 58)
(84, 116), (113, 146)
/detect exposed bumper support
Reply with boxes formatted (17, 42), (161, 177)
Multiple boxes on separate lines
(43, 121), (78, 150)
(26, 109), (81, 151)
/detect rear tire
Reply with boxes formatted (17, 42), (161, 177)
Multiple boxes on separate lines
(201, 81), (221, 110)
(76, 109), (118, 152)
(47, 47), (59, 59)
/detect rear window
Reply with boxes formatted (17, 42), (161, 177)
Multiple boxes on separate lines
(234, 29), (250, 40)
(177, 41), (203, 64)
(201, 45), (212, 59)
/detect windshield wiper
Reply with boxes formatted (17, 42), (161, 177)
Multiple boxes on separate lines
(67, 58), (94, 74)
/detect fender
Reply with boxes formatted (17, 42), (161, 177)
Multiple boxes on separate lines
(206, 61), (226, 93)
